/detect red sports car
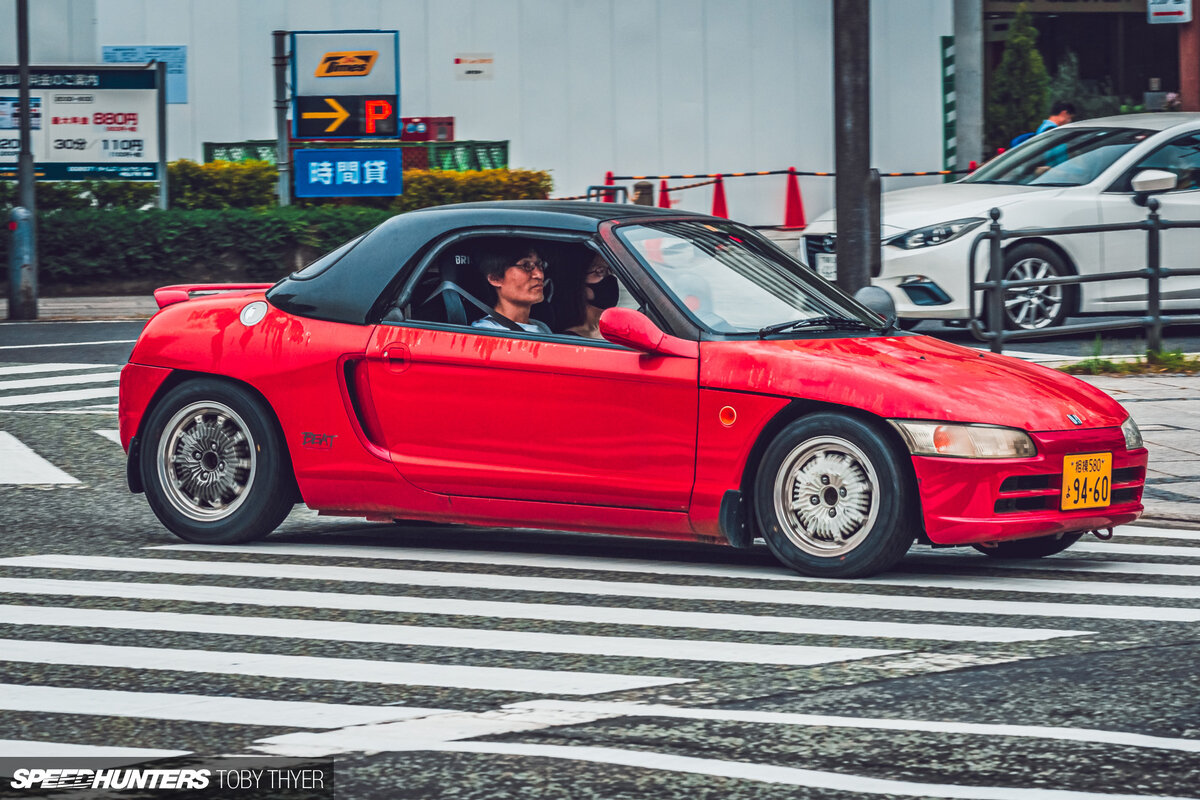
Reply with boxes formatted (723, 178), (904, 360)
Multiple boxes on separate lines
(118, 201), (1147, 578)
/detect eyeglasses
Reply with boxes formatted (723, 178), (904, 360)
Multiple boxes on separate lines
(586, 262), (611, 279)
(513, 258), (548, 274)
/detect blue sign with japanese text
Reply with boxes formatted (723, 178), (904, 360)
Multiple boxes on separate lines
(293, 148), (403, 197)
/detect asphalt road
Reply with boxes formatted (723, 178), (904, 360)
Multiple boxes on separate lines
(0, 321), (1197, 799)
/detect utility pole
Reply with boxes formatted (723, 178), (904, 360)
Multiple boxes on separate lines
(9, 0), (37, 320)
(953, 0), (984, 170)
(833, 0), (875, 296)
(274, 30), (291, 207)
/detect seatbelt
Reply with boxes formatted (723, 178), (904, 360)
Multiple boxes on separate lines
(430, 281), (525, 332)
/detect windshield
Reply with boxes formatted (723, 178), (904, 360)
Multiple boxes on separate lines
(964, 127), (1152, 187)
(616, 221), (884, 335)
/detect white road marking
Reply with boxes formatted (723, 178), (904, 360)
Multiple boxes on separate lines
(510, 700), (1200, 754)
(0, 605), (900, 666)
(0, 363), (117, 376)
(0, 684), (454, 729)
(143, 545), (1200, 599)
(0, 638), (687, 695)
(1114, 525), (1200, 541)
(0, 740), (189, 758)
(910, 554), (1200, 580)
(0, 371), (120, 391)
(7, 553), (1199, 611)
(0, 339), (136, 350)
(1068, 541), (1200, 558)
(428, 742), (1196, 800)
(0, 578), (1088, 642)
(0, 387), (119, 408)
(94, 430), (121, 445)
(0, 432), (78, 485)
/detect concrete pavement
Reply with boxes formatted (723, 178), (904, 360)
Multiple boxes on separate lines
(4, 294), (1198, 523)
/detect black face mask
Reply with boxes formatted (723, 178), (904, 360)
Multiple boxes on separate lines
(587, 275), (620, 309)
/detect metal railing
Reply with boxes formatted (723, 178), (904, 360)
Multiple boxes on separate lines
(968, 197), (1200, 353)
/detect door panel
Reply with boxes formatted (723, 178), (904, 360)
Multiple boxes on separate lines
(365, 324), (700, 511)
(1098, 133), (1200, 311)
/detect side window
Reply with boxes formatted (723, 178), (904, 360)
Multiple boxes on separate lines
(400, 236), (639, 342)
(1114, 134), (1200, 193)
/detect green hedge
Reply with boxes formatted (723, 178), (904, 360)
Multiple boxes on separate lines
(1, 162), (552, 212)
(0, 163), (553, 288)
(0, 207), (393, 286)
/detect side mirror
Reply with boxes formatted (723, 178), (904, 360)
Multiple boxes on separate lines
(1132, 168), (1177, 206)
(853, 285), (897, 325)
(599, 307), (698, 357)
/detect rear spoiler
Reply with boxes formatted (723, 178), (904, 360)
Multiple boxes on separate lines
(153, 283), (274, 310)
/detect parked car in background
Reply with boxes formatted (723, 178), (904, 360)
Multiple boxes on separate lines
(801, 113), (1200, 331)
(120, 202), (1146, 579)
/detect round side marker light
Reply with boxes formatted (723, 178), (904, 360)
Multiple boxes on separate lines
(240, 301), (268, 327)
(719, 406), (737, 427)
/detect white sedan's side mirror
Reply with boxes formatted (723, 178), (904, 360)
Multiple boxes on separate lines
(1131, 168), (1177, 195)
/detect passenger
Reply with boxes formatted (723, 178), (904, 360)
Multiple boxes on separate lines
(562, 253), (620, 338)
(472, 246), (553, 334)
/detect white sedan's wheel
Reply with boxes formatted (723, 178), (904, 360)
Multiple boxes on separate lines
(1002, 243), (1075, 331)
(755, 413), (916, 578)
(141, 379), (295, 544)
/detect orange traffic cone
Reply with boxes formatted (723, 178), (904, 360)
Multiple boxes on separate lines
(658, 179), (671, 208)
(782, 167), (805, 229)
(711, 175), (728, 218)
(602, 171), (615, 202)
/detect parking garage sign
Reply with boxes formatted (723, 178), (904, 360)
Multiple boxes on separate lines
(291, 30), (399, 139)
(293, 148), (403, 198)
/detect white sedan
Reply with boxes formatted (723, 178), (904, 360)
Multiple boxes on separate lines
(801, 113), (1200, 330)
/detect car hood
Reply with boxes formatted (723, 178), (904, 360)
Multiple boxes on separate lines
(805, 183), (1065, 234)
(700, 335), (1127, 432)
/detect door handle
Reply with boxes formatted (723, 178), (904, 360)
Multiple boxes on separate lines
(381, 343), (411, 373)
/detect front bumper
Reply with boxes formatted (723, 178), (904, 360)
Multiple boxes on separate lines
(913, 425), (1146, 545)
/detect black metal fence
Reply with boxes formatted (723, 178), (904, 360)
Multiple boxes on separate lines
(968, 197), (1200, 354)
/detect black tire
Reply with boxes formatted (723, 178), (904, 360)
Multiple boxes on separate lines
(753, 413), (916, 578)
(1000, 243), (1076, 331)
(972, 532), (1083, 559)
(140, 378), (295, 544)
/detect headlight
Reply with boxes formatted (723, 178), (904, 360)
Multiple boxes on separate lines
(1121, 416), (1143, 449)
(886, 218), (985, 250)
(889, 420), (1037, 459)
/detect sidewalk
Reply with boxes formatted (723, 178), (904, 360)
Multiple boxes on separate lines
(4, 294), (1198, 524)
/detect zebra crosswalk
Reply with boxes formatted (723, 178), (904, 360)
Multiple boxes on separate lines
(1, 532), (1198, 799)
(0, 362), (123, 484)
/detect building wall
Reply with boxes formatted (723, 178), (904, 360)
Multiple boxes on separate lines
(0, 0), (954, 224)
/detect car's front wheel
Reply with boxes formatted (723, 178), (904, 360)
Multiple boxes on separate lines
(140, 379), (295, 544)
(1001, 243), (1076, 331)
(972, 532), (1083, 559)
(754, 413), (916, 578)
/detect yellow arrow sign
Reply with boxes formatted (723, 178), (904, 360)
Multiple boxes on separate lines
(301, 98), (350, 133)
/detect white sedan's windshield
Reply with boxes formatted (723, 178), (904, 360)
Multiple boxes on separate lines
(965, 127), (1152, 187)
(617, 221), (883, 334)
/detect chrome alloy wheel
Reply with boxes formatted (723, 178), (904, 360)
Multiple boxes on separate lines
(1004, 255), (1064, 330)
(772, 436), (880, 557)
(156, 401), (256, 522)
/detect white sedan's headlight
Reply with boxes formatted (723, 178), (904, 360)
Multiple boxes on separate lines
(1121, 416), (1143, 449)
(885, 218), (986, 250)
(889, 420), (1037, 459)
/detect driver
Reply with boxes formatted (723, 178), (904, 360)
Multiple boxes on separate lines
(472, 245), (553, 334)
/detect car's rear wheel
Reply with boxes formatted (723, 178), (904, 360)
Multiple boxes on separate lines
(1001, 243), (1076, 331)
(140, 379), (294, 544)
(754, 413), (915, 578)
(972, 532), (1083, 559)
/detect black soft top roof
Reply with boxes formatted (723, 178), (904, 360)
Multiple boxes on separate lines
(268, 201), (713, 325)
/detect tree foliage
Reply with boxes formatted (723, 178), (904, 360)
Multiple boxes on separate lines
(986, 4), (1049, 148)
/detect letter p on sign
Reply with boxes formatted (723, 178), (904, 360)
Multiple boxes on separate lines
(365, 99), (394, 134)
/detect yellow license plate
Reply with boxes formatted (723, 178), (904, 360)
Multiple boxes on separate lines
(1061, 452), (1112, 510)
